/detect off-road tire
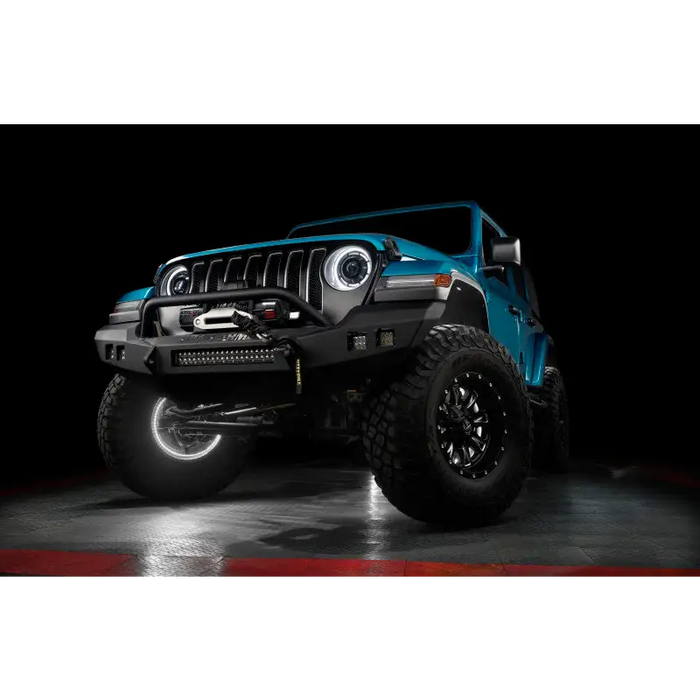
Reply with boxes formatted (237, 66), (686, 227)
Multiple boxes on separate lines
(97, 373), (250, 501)
(362, 324), (533, 525)
(533, 366), (569, 472)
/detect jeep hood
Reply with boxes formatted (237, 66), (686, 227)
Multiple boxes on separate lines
(164, 233), (456, 268)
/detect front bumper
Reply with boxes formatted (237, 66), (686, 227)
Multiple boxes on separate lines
(95, 292), (447, 378)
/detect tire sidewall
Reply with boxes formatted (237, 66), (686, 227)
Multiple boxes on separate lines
(549, 368), (570, 461)
(101, 375), (249, 500)
(534, 366), (570, 470)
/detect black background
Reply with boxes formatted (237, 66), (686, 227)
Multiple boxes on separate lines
(10, 126), (699, 487)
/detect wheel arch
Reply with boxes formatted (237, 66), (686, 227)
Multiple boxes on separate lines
(411, 282), (489, 350)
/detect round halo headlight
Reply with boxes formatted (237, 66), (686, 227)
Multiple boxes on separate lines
(159, 265), (191, 296)
(323, 246), (373, 291)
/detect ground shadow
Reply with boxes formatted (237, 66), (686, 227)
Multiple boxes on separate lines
(75, 476), (358, 511)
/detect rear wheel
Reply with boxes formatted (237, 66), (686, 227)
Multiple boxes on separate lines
(97, 374), (251, 501)
(362, 324), (533, 525)
(533, 366), (569, 471)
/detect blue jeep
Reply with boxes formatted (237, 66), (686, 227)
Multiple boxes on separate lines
(96, 202), (569, 524)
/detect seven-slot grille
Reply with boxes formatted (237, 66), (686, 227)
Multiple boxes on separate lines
(180, 247), (327, 310)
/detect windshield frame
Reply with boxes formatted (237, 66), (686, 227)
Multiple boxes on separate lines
(288, 202), (475, 256)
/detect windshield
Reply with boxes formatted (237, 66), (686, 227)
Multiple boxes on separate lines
(288, 206), (472, 255)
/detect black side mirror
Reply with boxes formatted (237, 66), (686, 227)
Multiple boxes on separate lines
(492, 236), (521, 266)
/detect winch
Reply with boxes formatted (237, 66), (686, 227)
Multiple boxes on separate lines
(179, 298), (300, 333)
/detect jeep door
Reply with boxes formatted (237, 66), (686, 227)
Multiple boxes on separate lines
(519, 266), (545, 383)
(480, 218), (523, 370)
(507, 265), (540, 381)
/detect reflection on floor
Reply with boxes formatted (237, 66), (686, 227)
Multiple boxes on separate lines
(1, 457), (698, 576)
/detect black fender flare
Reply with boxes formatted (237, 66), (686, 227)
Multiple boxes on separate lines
(411, 280), (489, 347)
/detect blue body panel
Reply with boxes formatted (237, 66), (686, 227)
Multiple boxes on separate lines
(529, 333), (550, 386)
(117, 287), (155, 303)
(128, 201), (552, 387)
(382, 259), (458, 277)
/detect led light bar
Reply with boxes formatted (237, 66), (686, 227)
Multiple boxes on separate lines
(173, 348), (277, 367)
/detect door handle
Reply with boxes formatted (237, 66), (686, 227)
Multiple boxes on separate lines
(524, 317), (536, 327)
(507, 305), (521, 316)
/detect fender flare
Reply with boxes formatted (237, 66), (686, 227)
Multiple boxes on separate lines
(530, 333), (556, 386)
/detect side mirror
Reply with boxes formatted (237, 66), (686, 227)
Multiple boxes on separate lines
(492, 236), (522, 266)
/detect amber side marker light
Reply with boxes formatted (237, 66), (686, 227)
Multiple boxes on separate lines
(382, 273), (453, 290)
(434, 274), (452, 288)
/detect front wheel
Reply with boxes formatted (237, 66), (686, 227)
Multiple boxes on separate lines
(363, 324), (533, 525)
(97, 374), (251, 501)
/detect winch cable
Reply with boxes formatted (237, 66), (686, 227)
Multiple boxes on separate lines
(229, 307), (270, 340)
(230, 307), (304, 393)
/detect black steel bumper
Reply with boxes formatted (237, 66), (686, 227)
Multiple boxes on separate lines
(95, 288), (448, 378)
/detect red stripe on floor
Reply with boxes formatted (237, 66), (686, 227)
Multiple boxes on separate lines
(0, 549), (132, 576)
(1, 550), (698, 576)
(225, 557), (406, 576)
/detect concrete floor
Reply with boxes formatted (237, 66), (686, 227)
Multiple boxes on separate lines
(1, 456), (698, 575)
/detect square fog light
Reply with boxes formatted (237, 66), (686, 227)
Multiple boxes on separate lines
(377, 329), (395, 348)
(348, 333), (367, 351)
